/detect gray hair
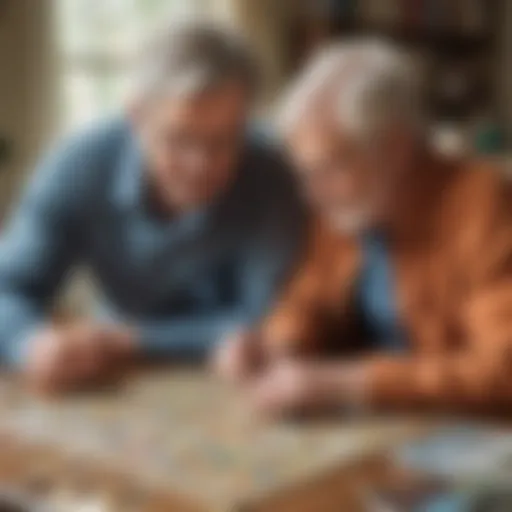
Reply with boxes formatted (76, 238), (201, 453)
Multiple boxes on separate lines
(278, 39), (425, 141)
(132, 20), (260, 100)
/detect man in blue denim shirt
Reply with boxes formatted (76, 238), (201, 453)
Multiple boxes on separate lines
(0, 22), (305, 391)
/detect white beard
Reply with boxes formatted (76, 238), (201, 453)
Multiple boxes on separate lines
(328, 204), (375, 234)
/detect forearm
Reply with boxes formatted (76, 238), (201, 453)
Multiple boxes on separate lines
(328, 353), (510, 413)
(260, 217), (337, 356)
(0, 133), (91, 366)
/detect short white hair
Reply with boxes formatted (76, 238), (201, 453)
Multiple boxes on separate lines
(278, 39), (425, 141)
(131, 20), (259, 100)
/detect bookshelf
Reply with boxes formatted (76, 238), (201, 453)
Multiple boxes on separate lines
(287, 0), (503, 130)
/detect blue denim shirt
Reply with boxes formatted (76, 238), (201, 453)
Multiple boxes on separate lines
(0, 117), (305, 365)
(358, 231), (404, 351)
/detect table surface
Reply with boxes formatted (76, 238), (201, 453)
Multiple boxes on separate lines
(0, 369), (432, 511)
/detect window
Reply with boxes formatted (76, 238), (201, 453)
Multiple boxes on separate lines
(56, 0), (209, 129)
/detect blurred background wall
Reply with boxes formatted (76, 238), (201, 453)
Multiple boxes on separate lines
(0, 0), (511, 219)
(0, 0), (58, 216)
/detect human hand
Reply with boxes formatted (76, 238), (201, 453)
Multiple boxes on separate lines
(211, 329), (262, 383)
(250, 359), (363, 416)
(24, 323), (136, 393)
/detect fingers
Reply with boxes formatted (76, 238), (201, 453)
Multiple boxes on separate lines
(24, 324), (136, 394)
(212, 340), (247, 383)
(249, 360), (303, 415)
(25, 328), (67, 393)
(212, 329), (261, 383)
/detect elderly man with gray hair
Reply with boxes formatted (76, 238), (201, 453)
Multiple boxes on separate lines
(0, 21), (305, 392)
(246, 40), (512, 415)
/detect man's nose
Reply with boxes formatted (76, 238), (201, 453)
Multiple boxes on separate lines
(317, 173), (358, 203)
(183, 149), (210, 178)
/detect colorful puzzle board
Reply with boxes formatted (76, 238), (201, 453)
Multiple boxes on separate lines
(0, 371), (426, 511)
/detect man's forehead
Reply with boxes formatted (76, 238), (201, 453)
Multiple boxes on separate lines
(150, 80), (248, 111)
(146, 85), (248, 131)
(288, 116), (351, 155)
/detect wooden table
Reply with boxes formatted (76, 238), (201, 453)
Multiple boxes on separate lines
(0, 369), (433, 511)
